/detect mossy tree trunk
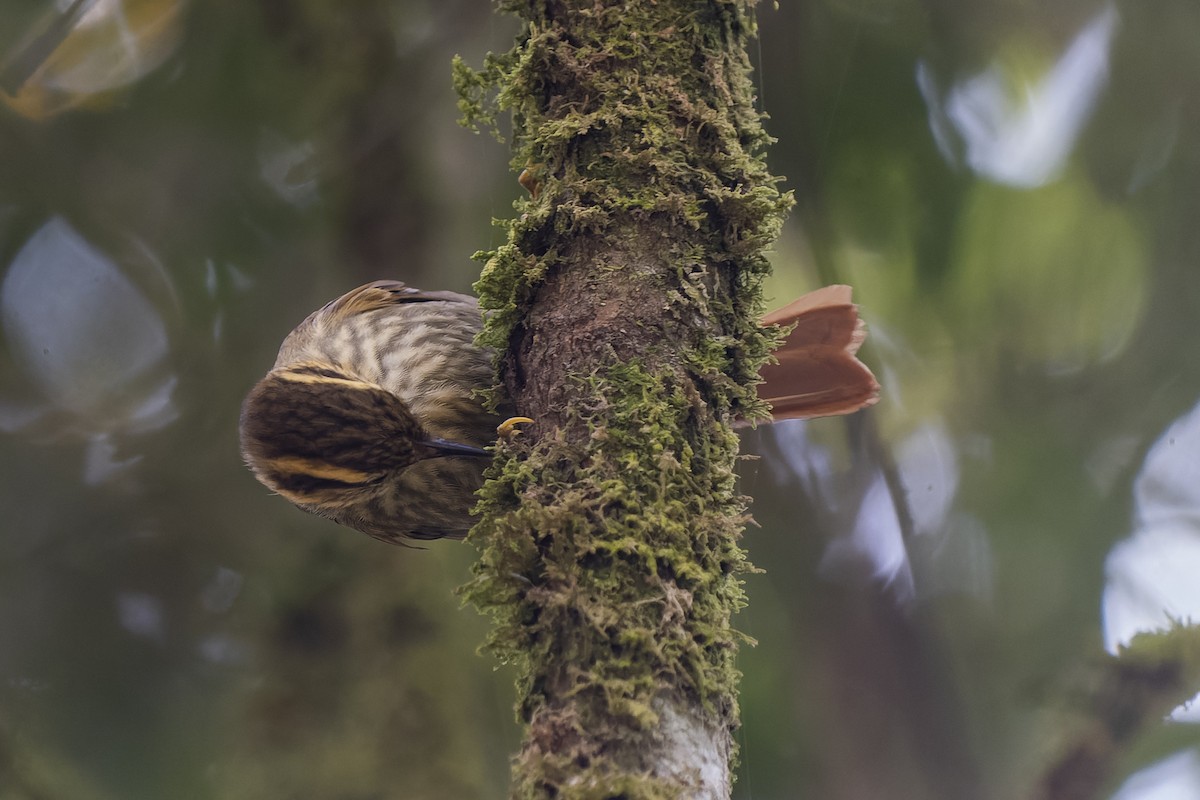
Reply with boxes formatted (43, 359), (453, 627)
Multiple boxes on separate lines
(457, 1), (789, 797)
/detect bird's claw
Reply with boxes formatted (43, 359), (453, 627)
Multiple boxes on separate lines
(497, 416), (534, 440)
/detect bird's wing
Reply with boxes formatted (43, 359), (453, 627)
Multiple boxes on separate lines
(319, 280), (477, 326)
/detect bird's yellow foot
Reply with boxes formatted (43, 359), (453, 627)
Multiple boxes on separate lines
(497, 416), (535, 440)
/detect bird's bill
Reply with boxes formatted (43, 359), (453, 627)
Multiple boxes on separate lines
(423, 438), (491, 457)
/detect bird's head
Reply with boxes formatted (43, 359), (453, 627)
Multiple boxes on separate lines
(239, 361), (488, 518)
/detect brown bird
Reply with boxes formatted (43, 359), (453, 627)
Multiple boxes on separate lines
(239, 281), (878, 544)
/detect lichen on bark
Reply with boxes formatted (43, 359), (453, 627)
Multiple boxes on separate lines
(454, 1), (791, 797)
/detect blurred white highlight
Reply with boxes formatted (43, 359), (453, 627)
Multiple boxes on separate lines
(1110, 749), (1200, 800)
(1103, 400), (1200, 721)
(918, 5), (1118, 188)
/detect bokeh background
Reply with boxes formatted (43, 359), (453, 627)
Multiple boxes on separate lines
(2, 1), (1200, 798)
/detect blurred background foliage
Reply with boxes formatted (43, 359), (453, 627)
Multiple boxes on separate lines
(1, 1), (1199, 798)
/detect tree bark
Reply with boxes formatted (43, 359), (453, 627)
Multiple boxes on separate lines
(458, 2), (789, 797)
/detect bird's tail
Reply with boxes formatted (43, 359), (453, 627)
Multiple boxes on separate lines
(757, 284), (880, 421)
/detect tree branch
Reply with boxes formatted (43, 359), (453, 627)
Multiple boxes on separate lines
(459, 2), (789, 796)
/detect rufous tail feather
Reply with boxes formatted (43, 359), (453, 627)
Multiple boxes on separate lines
(757, 284), (880, 421)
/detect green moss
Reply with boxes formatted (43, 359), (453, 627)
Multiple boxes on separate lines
(460, 0), (789, 368)
(465, 363), (751, 717)
(1113, 622), (1200, 699)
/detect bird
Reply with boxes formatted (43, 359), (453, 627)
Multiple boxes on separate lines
(239, 280), (878, 544)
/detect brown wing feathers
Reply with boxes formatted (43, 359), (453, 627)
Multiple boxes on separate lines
(318, 281), (477, 326)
